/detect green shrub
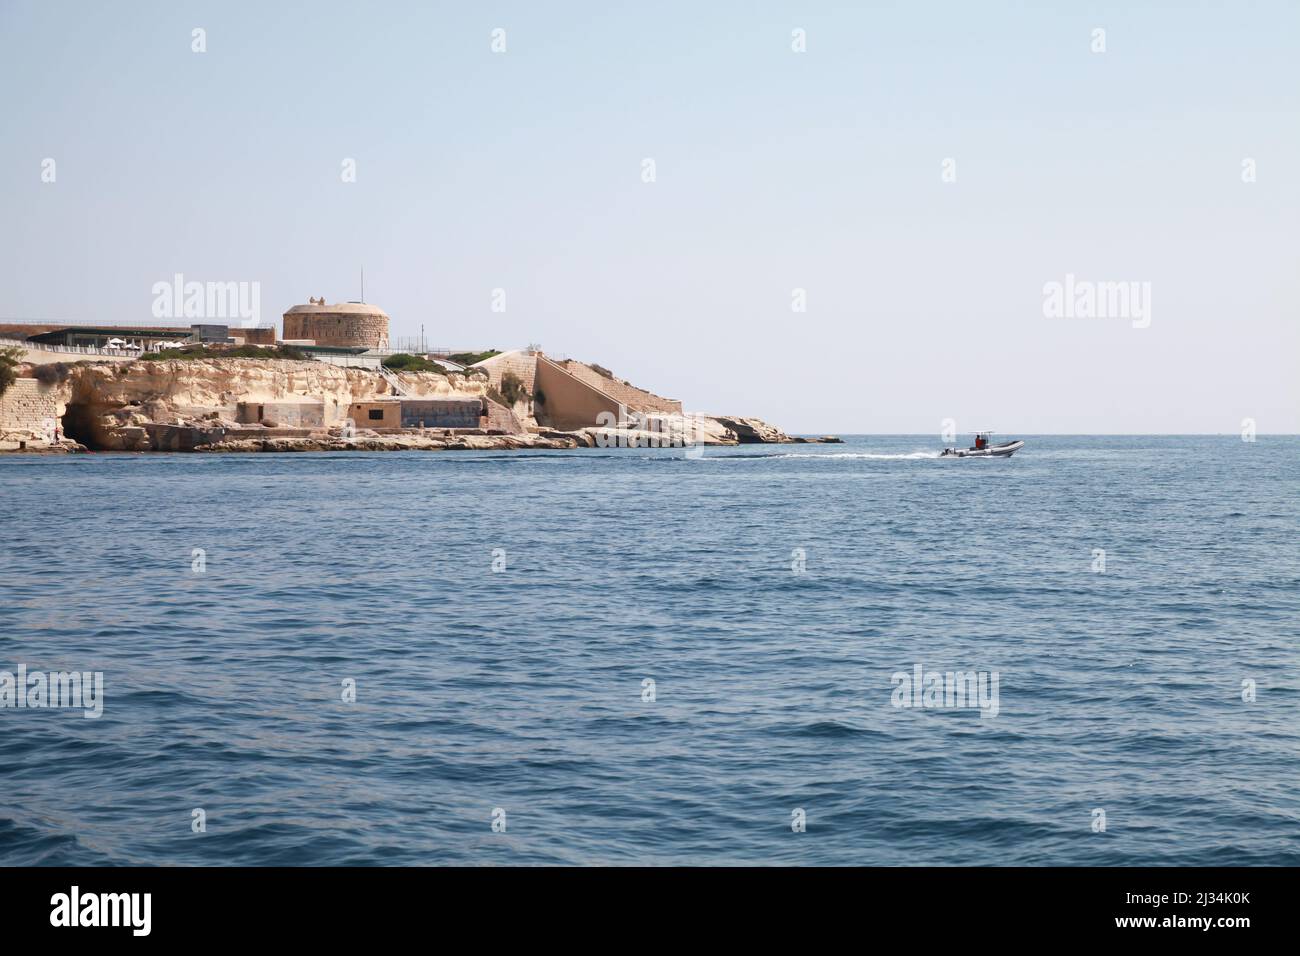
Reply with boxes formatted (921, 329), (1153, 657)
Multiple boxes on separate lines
(382, 353), (446, 374)
(499, 370), (529, 405)
(141, 344), (307, 361)
(0, 346), (22, 397)
(447, 350), (500, 366)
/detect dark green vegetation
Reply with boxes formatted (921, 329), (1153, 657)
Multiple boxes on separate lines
(446, 350), (500, 366)
(0, 345), (21, 396)
(382, 353), (447, 373)
(140, 344), (308, 361)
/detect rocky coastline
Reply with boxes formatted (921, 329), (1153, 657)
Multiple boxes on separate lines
(1, 357), (839, 454)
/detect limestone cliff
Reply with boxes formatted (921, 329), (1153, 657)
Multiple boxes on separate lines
(36, 358), (490, 450)
(4, 356), (833, 453)
(64, 358), (483, 418)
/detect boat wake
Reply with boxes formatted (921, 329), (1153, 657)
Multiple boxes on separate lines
(773, 451), (941, 460)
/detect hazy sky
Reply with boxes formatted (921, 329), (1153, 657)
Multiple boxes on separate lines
(2, 1), (1296, 433)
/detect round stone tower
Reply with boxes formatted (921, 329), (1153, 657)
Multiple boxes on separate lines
(282, 302), (390, 349)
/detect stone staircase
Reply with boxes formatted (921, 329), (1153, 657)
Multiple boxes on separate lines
(376, 365), (408, 395)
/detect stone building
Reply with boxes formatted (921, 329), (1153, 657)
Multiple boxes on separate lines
(347, 396), (486, 430)
(282, 302), (390, 349)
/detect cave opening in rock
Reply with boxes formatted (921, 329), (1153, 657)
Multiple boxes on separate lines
(61, 402), (103, 450)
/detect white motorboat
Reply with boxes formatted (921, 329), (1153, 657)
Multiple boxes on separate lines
(940, 431), (1024, 458)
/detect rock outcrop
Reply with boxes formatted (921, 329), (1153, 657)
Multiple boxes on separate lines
(580, 414), (737, 448)
(197, 430), (584, 453)
(702, 416), (841, 444)
(36, 358), (492, 450)
(707, 416), (790, 443)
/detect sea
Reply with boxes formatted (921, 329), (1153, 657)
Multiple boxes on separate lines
(1, 435), (1297, 865)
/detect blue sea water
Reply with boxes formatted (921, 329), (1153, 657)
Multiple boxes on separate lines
(1, 435), (1297, 866)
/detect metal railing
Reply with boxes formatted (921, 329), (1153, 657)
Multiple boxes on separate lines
(387, 339), (470, 355)
(0, 336), (143, 357)
(375, 365), (409, 395)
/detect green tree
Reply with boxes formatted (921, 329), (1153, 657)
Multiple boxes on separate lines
(0, 345), (23, 397)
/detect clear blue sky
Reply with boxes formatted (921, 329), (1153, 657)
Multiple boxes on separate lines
(2, 1), (1296, 432)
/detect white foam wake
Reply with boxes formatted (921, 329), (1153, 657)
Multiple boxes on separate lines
(772, 451), (941, 460)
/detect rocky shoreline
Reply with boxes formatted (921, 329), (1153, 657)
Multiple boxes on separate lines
(6, 430), (842, 455)
(9, 424), (842, 455)
(193, 425), (842, 454)
(1, 357), (840, 454)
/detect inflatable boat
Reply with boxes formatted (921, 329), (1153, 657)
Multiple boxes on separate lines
(940, 432), (1023, 458)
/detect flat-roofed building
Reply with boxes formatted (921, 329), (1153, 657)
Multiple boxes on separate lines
(23, 325), (192, 349)
(347, 397), (402, 429)
(229, 326), (277, 346)
(3, 322), (279, 350)
(346, 396), (486, 430)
